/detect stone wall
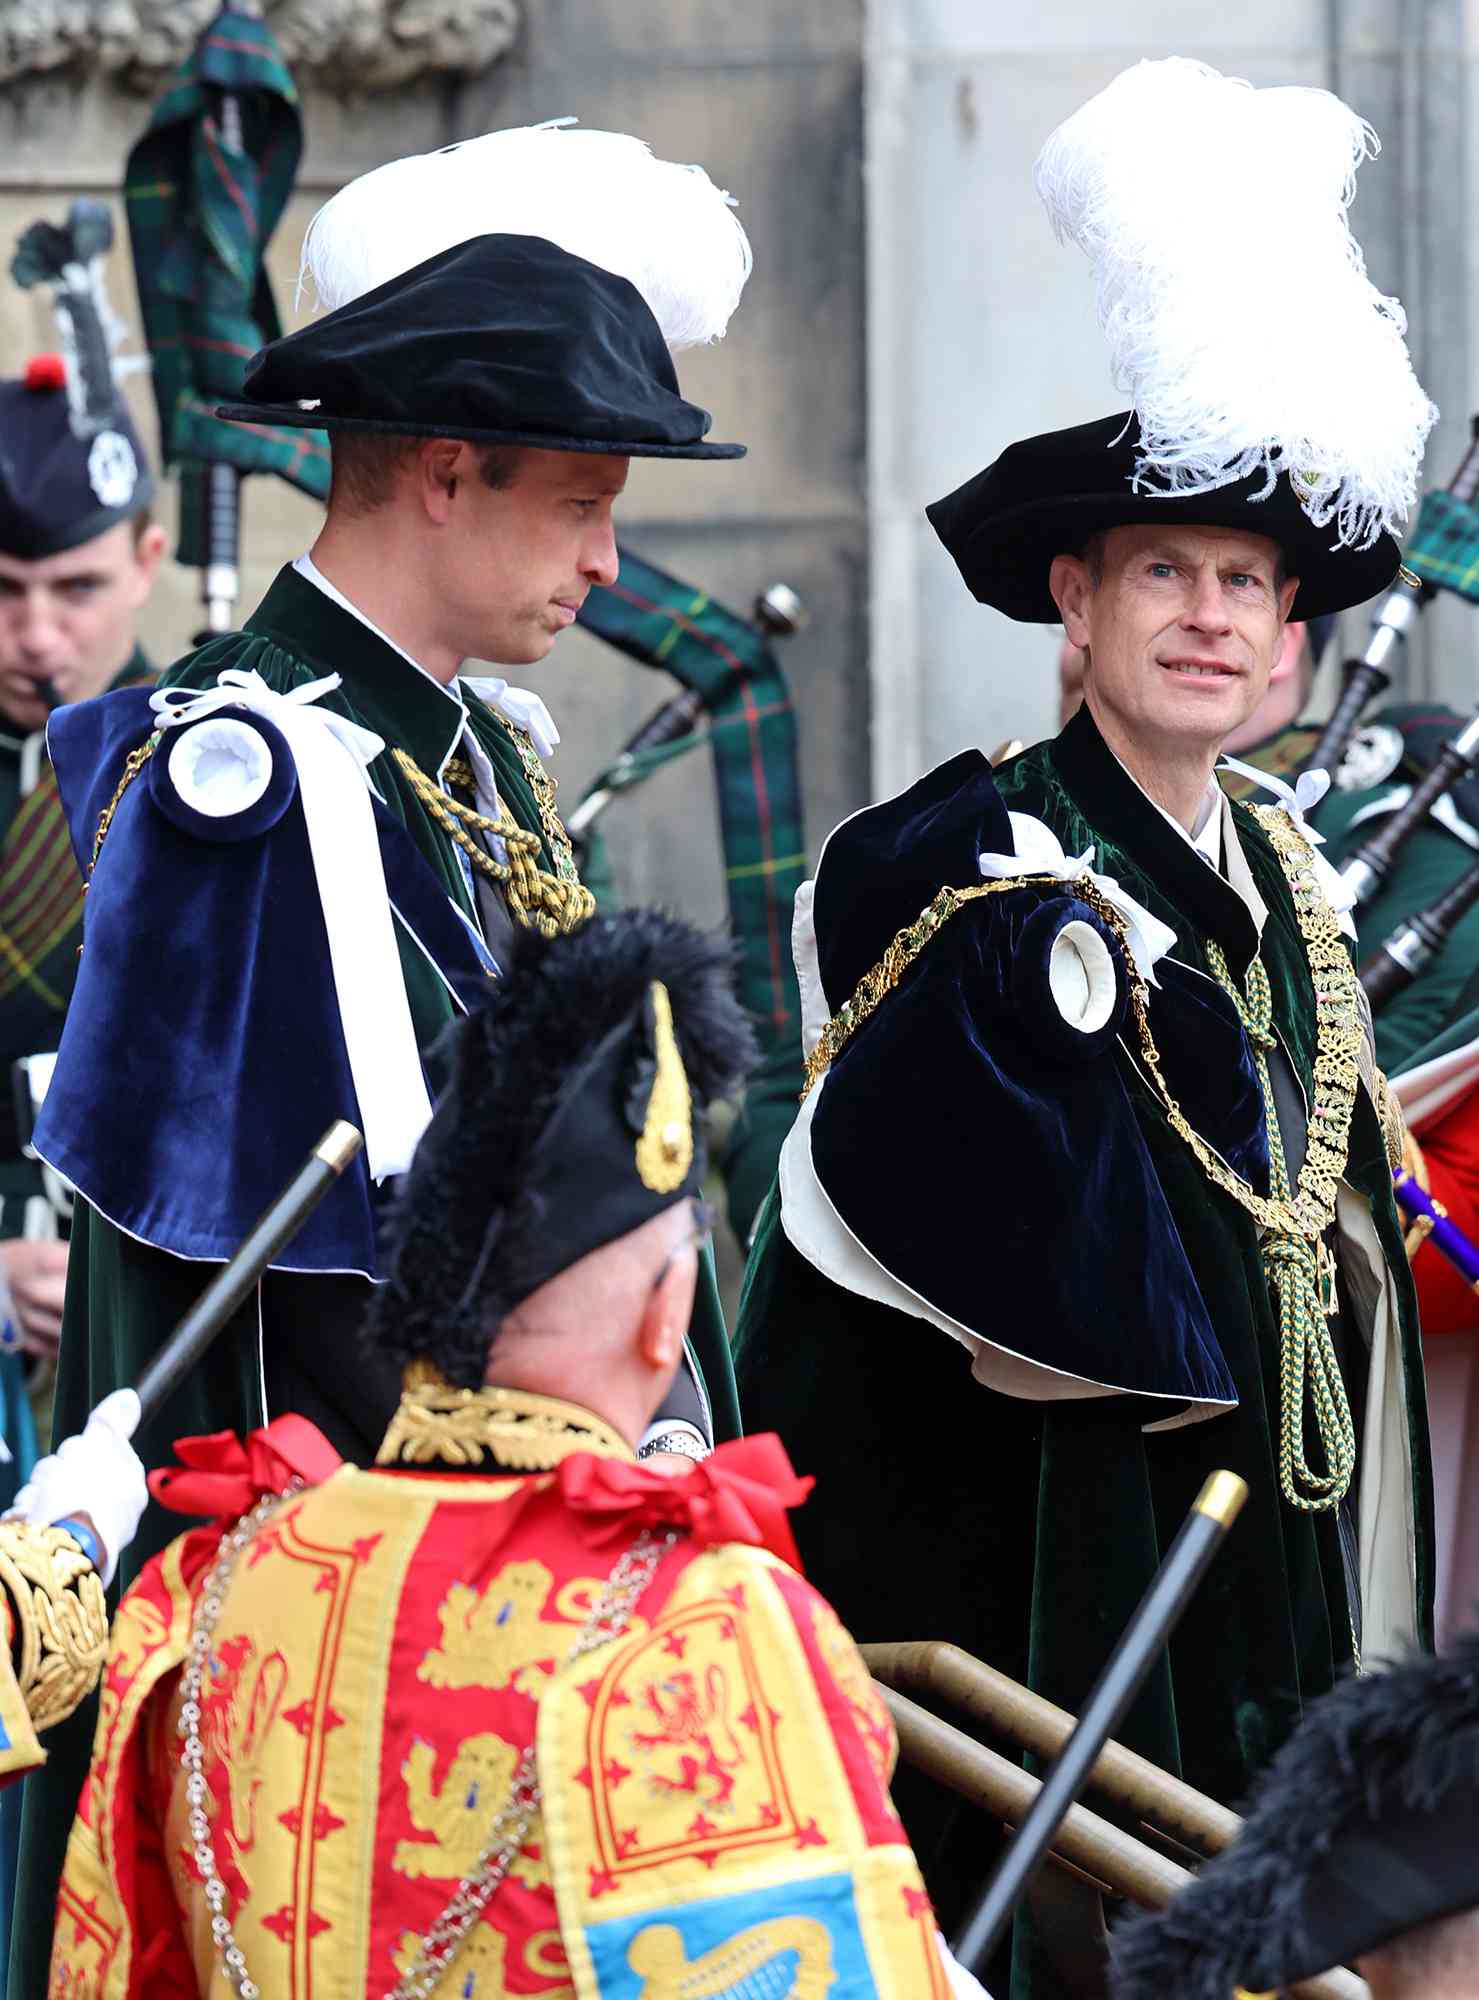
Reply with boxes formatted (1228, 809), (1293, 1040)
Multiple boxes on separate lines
(0, 0), (868, 926)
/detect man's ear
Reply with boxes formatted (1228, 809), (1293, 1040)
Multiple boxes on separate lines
(135, 522), (167, 584)
(418, 439), (468, 525)
(1268, 618), (1305, 686)
(636, 1255), (695, 1379)
(1051, 554), (1093, 650)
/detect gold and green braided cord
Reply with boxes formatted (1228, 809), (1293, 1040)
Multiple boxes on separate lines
(1206, 941), (1356, 1513)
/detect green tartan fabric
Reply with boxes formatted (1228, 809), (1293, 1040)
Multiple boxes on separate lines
(123, 4), (330, 565)
(1404, 488), (1479, 602)
(577, 550), (807, 1237)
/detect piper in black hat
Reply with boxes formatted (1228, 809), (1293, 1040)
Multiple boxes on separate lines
(735, 57), (1434, 1996)
(0, 204), (165, 1379)
(14, 124), (753, 1947)
(1110, 1632), (1479, 2000)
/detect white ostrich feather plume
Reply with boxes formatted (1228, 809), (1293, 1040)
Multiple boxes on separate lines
(1035, 57), (1436, 547)
(300, 120), (752, 352)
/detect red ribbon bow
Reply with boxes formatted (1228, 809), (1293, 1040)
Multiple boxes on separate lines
(555, 1433), (814, 1572)
(149, 1414), (344, 1519)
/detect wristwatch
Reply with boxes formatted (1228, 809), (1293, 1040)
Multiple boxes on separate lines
(637, 1429), (710, 1464)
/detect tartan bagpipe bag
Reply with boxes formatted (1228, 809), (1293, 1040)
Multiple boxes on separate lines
(124, 3), (331, 565)
(577, 550), (808, 1237)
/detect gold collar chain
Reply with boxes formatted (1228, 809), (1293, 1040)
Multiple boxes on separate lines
(393, 746), (594, 939)
(376, 1376), (635, 1471)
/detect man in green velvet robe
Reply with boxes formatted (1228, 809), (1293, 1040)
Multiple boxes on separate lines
(12, 127), (754, 1991)
(737, 397), (1435, 1993)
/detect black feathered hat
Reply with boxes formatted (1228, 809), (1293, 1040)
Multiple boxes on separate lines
(926, 412), (1401, 626)
(3, 199), (154, 558)
(932, 62), (1438, 629)
(366, 909), (757, 1387)
(1109, 1633), (1479, 1998)
(218, 124), (752, 459)
(219, 235), (745, 460)
(0, 359), (154, 559)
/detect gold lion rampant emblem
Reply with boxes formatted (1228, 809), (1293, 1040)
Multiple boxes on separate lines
(393, 1735), (547, 1889)
(627, 1919), (835, 1998)
(419, 1560), (634, 1696)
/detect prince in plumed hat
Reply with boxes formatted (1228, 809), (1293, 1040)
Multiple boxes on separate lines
(12, 122), (758, 1988)
(737, 59), (1435, 1996)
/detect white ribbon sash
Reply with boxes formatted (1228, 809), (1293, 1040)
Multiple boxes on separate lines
(978, 811), (1178, 987)
(150, 669), (432, 1183)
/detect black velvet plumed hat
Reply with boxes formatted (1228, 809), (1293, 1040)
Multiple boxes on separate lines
(0, 357), (154, 561)
(3, 199), (156, 558)
(1110, 1632), (1479, 1997)
(219, 234), (745, 460)
(926, 411), (1401, 627)
(366, 909), (757, 1388)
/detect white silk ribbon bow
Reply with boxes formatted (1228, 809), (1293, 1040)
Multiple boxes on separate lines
(461, 676), (560, 762)
(1216, 756), (1357, 934)
(1217, 756), (1331, 841)
(978, 811), (1178, 987)
(150, 669), (432, 1184)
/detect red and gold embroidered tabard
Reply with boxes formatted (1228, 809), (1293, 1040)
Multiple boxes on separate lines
(51, 1394), (951, 1997)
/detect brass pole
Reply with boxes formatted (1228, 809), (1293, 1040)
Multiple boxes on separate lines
(880, 1688), (1368, 2000)
(863, 1639), (1240, 1858)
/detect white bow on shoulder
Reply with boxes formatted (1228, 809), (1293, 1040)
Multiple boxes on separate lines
(978, 811), (1178, 987)
(150, 667), (430, 1182)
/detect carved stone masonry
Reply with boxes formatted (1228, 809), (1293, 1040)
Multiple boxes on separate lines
(0, 0), (520, 91)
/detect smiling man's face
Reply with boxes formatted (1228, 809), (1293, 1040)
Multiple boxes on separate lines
(1051, 522), (1300, 768)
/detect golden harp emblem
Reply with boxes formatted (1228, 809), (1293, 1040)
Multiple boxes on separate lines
(626, 1917), (835, 1998)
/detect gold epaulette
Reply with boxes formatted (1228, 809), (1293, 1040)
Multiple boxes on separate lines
(0, 1520), (109, 1739)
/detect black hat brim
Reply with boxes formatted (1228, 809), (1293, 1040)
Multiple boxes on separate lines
(0, 478), (158, 561)
(216, 402), (745, 460)
(927, 411), (1401, 623)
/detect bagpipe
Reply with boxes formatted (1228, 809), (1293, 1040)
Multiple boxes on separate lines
(573, 555), (810, 1238)
(123, 1), (330, 639)
(1293, 416), (1479, 1011)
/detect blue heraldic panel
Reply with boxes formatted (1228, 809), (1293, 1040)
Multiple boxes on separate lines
(584, 1873), (879, 1997)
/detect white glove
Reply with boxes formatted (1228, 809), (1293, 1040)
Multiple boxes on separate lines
(7, 1389), (147, 1587)
(936, 1933), (992, 1999)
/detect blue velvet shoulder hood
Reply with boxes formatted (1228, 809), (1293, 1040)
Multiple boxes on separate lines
(34, 684), (494, 1277)
(787, 747), (1245, 1415)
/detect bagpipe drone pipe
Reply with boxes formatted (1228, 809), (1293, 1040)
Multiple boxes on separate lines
(574, 552), (809, 1240)
(1302, 419), (1479, 976)
(1300, 414), (1479, 811)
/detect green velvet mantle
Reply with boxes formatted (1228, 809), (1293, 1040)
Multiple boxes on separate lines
(734, 705), (1432, 1997)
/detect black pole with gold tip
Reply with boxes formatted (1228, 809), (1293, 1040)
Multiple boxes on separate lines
(954, 1469), (1249, 1974)
(135, 1120), (363, 1423)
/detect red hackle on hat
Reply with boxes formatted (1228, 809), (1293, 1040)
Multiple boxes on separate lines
(23, 354), (67, 392)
